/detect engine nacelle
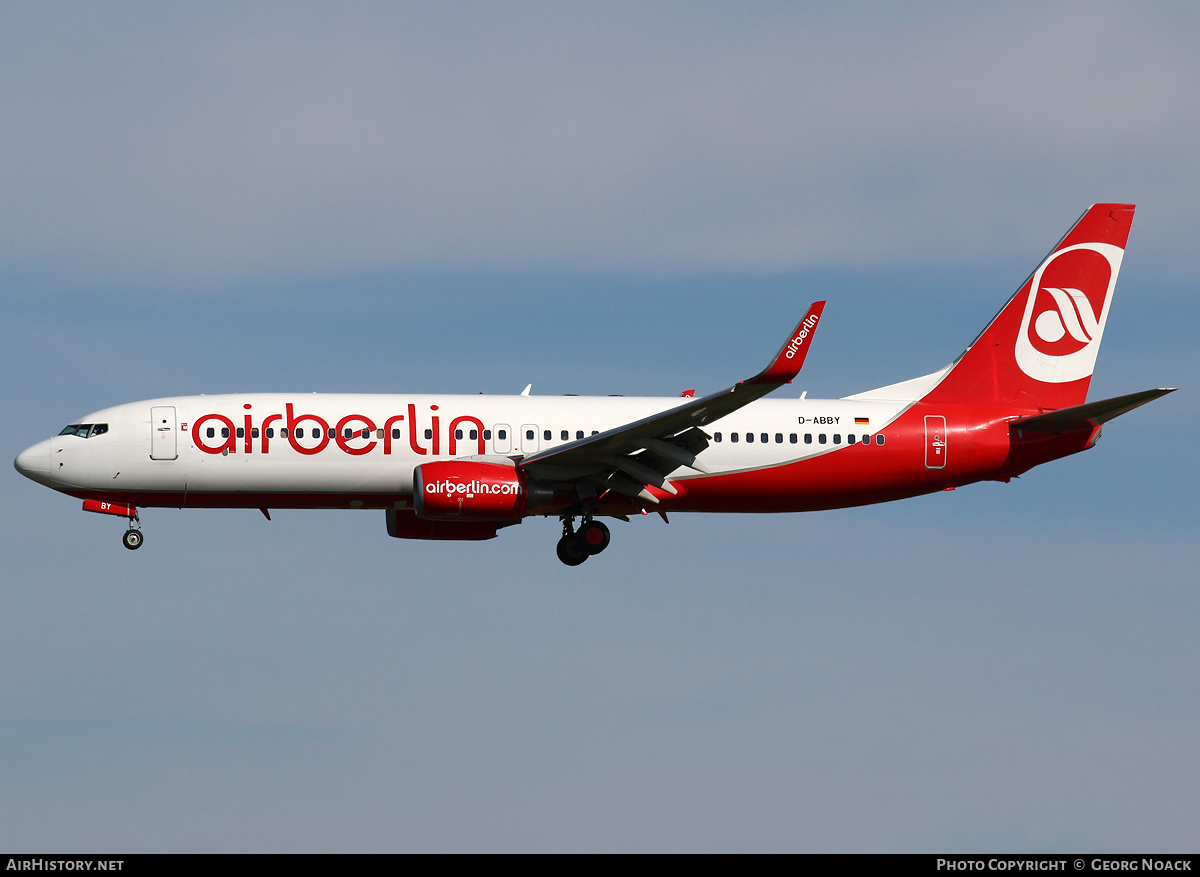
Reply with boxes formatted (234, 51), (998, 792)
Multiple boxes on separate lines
(385, 508), (506, 540)
(413, 460), (552, 521)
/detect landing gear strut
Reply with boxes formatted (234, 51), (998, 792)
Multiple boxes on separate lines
(556, 515), (610, 565)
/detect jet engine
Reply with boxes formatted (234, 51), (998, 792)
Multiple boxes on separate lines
(413, 460), (553, 521)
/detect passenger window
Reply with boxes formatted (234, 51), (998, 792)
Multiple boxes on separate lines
(455, 429), (463, 440)
(833, 434), (841, 444)
(251, 428), (259, 438)
(392, 429), (401, 440)
(328, 428), (336, 439)
(775, 433), (783, 443)
(470, 430), (478, 440)
(731, 432), (739, 443)
(560, 430), (568, 441)
(281, 428), (289, 438)
(746, 433), (754, 443)
(876, 434), (885, 445)
(804, 434), (812, 444)
(221, 428), (230, 438)
(591, 430), (599, 435)
(484, 429), (492, 440)
(761, 433), (768, 443)
(862, 434), (869, 444)
(819, 434), (826, 444)
(576, 430), (584, 440)
(543, 430), (551, 441)
(266, 428), (274, 438)
(714, 432), (722, 442)
(377, 429), (384, 439)
(526, 429), (535, 440)
(362, 428), (371, 439)
(424, 429), (433, 440)
(344, 428), (354, 439)
(207, 427), (215, 438)
(296, 428), (304, 438)
(498, 429), (507, 440)
(789, 434), (797, 443)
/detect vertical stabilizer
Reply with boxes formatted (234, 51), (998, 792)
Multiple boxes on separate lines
(921, 204), (1135, 410)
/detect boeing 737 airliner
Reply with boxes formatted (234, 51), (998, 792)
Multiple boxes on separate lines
(14, 204), (1174, 564)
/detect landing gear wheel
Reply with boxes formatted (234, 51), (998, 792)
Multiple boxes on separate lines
(578, 520), (610, 555)
(556, 533), (589, 566)
(122, 529), (143, 551)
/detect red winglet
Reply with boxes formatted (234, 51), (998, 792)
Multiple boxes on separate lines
(751, 301), (825, 385)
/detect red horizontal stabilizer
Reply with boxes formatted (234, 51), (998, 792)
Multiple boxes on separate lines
(1012, 388), (1175, 433)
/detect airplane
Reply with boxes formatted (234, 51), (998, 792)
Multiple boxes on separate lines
(14, 203), (1174, 565)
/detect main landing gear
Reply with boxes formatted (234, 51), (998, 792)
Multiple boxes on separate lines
(556, 516), (611, 566)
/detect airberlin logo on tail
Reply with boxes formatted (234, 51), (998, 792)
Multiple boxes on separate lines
(785, 313), (820, 360)
(1014, 242), (1124, 384)
(1032, 287), (1100, 355)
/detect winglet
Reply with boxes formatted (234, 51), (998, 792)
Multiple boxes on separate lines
(750, 301), (826, 385)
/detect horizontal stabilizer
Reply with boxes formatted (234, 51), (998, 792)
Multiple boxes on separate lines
(1013, 388), (1175, 433)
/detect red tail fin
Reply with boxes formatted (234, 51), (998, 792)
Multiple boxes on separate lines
(922, 204), (1135, 411)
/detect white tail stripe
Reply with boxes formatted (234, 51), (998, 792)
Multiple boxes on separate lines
(1014, 242), (1124, 384)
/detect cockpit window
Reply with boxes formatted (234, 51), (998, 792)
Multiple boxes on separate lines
(58, 423), (108, 438)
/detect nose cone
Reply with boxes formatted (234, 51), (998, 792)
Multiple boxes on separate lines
(15, 438), (53, 486)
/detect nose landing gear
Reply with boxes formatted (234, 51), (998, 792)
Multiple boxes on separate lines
(82, 499), (143, 550)
(556, 515), (611, 566)
(122, 525), (144, 550)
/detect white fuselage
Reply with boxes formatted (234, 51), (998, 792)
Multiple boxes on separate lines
(24, 392), (909, 508)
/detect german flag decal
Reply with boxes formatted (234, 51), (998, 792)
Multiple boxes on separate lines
(854, 417), (870, 425)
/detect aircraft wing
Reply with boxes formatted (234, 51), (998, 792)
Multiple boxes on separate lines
(517, 302), (825, 503)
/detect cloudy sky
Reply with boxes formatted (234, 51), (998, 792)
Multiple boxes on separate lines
(2, 1), (1196, 852)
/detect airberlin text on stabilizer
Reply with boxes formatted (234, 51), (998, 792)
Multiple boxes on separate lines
(937, 861), (1193, 872)
(6, 861), (123, 872)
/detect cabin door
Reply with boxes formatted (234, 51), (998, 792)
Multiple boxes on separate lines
(924, 415), (947, 470)
(150, 406), (178, 460)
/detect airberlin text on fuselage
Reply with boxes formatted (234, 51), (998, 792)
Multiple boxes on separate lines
(190, 402), (486, 457)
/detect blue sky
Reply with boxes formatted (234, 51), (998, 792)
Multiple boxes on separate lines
(2, 2), (1197, 852)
